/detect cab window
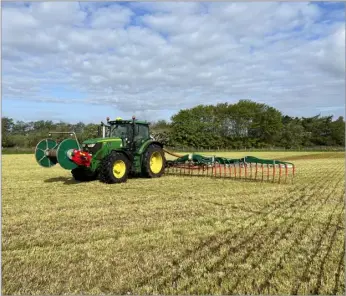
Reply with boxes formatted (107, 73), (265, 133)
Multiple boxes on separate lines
(137, 124), (149, 140)
(110, 124), (132, 138)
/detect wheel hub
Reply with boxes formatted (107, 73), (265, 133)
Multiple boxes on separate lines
(113, 160), (126, 178)
(150, 151), (163, 174)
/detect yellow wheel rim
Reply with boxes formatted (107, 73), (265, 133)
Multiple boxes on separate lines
(112, 160), (126, 179)
(150, 151), (163, 174)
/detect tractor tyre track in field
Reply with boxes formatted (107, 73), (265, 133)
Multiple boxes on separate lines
(133, 165), (338, 293)
(313, 204), (345, 295)
(135, 181), (316, 292)
(333, 240), (345, 295)
(227, 176), (344, 294)
(290, 198), (345, 295)
(168, 168), (340, 290)
(174, 174), (344, 294)
(133, 181), (312, 292)
(257, 184), (344, 295)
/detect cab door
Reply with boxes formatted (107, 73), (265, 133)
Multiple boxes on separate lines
(134, 124), (150, 149)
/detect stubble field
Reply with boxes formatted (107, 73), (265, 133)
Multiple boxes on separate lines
(2, 151), (345, 295)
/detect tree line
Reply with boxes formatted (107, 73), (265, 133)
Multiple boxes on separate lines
(2, 100), (345, 150)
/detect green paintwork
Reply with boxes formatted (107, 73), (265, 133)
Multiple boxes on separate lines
(81, 138), (123, 172)
(57, 138), (79, 170)
(137, 139), (156, 154)
(35, 139), (58, 168)
(82, 137), (122, 145)
(83, 137), (106, 144)
(133, 155), (142, 173)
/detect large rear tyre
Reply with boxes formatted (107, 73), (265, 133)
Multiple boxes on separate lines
(99, 152), (130, 184)
(71, 167), (97, 182)
(142, 144), (166, 178)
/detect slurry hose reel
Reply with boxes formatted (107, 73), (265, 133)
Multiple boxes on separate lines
(35, 132), (85, 170)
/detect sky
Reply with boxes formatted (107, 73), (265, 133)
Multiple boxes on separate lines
(2, 1), (345, 123)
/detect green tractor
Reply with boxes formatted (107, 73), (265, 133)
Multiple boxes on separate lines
(35, 117), (166, 183)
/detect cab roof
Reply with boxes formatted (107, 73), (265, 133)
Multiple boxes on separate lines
(108, 119), (149, 125)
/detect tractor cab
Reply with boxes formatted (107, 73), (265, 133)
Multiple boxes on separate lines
(100, 117), (150, 150)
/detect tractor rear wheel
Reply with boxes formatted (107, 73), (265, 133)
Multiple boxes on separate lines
(142, 144), (166, 178)
(71, 167), (97, 182)
(99, 152), (130, 184)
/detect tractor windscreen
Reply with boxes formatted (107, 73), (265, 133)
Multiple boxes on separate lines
(108, 123), (133, 139)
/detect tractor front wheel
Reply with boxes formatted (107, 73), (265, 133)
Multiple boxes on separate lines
(71, 167), (97, 182)
(142, 144), (166, 178)
(99, 152), (130, 184)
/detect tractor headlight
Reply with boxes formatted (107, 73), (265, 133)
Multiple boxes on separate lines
(88, 142), (102, 155)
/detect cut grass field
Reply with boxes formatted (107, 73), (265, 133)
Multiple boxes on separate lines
(2, 151), (345, 295)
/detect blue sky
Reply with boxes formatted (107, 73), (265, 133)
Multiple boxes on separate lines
(2, 1), (345, 123)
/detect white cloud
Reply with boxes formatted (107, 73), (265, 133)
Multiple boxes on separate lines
(31, 2), (86, 26)
(89, 5), (134, 29)
(2, 2), (345, 121)
(315, 25), (345, 77)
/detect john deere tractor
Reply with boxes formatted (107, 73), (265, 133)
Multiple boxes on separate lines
(35, 117), (166, 183)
